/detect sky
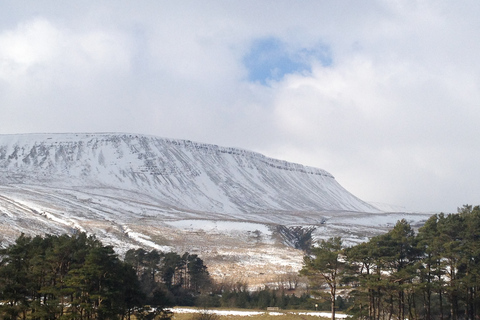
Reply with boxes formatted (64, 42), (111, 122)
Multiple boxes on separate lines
(1, 1), (479, 213)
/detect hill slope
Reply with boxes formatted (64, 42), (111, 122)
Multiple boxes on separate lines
(0, 133), (431, 286)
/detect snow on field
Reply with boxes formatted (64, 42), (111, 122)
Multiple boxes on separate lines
(165, 219), (272, 234)
(172, 308), (264, 316)
(171, 307), (350, 318)
(122, 226), (171, 252)
(328, 212), (430, 227)
(297, 311), (350, 318)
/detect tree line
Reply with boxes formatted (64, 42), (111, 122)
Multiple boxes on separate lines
(0, 233), (210, 320)
(0, 232), (319, 320)
(302, 205), (480, 320)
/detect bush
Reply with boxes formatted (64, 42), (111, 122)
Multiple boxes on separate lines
(189, 311), (220, 320)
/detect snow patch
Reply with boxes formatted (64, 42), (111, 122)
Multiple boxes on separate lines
(171, 307), (350, 318)
(123, 226), (171, 252)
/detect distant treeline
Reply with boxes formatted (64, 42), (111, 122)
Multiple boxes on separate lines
(302, 204), (480, 320)
(203, 287), (350, 311)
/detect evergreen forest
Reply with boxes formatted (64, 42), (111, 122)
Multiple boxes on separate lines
(0, 233), (210, 319)
(302, 204), (480, 320)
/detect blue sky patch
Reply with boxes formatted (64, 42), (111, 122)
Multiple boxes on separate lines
(243, 37), (332, 85)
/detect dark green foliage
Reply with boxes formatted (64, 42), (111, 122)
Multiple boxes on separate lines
(0, 233), (161, 320)
(301, 236), (346, 320)
(337, 205), (480, 320)
(0, 236), (213, 318)
(135, 306), (173, 320)
(124, 248), (213, 308)
(209, 285), (315, 311)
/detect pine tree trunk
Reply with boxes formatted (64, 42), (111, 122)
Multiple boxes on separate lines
(376, 288), (381, 320)
(388, 294), (394, 320)
(369, 288), (374, 320)
(330, 283), (336, 320)
(331, 295), (335, 320)
(439, 287), (444, 320)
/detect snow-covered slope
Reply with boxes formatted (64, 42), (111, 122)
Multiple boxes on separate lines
(0, 133), (378, 215)
(0, 133), (434, 285)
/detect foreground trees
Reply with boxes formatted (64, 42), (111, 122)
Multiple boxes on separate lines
(345, 219), (420, 320)
(0, 233), (144, 319)
(301, 237), (346, 320)
(0, 233), (213, 319)
(302, 205), (480, 320)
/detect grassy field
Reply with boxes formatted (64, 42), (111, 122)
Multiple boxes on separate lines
(170, 308), (335, 320)
(171, 313), (330, 320)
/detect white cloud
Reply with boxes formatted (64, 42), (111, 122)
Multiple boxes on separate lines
(266, 43), (480, 212)
(0, 18), (131, 82)
(0, 18), (61, 80)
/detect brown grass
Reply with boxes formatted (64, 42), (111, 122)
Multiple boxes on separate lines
(170, 310), (331, 320)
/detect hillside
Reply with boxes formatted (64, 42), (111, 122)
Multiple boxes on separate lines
(0, 133), (431, 285)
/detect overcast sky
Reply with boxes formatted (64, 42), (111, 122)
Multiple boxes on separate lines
(1, 1), (479, 213)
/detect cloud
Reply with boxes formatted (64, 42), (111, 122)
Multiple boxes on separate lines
(0, 17), (135, 132)
(0, 18), (61, 81)
(266, 47), (480, 212)
(0, 18), (130, 81)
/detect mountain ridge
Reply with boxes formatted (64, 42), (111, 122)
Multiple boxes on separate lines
(0, 132), (334, 176)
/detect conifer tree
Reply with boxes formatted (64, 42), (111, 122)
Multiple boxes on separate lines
(0, 233), (147, 320)
(301, 237), (345, 320)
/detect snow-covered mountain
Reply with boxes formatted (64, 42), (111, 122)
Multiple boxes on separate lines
(0, 133), (379, 215)
(0, 133), (432, 286)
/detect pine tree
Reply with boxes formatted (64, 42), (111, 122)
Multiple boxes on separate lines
(301, 237), (345, 320)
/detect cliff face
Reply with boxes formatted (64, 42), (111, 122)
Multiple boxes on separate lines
(0, 133), (378, 215)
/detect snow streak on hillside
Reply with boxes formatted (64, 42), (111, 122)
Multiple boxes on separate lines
(0, 133), (379, 216)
